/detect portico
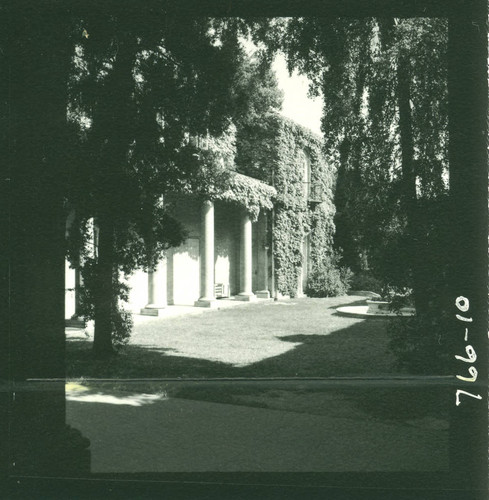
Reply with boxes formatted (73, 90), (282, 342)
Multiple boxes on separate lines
(116, 173), (275, 314)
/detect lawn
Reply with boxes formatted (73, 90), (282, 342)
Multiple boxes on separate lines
(66, 296), (452, 440)
(66, 296), (400, 379)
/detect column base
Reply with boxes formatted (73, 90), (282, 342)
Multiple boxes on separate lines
(255, 290), (270, 299)
(235, 292), (257, 302)
(140, 304), (167, 316)
(194, 298), (219, 308)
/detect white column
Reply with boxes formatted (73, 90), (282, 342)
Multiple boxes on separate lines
(195, 200), (217, 307)
(141, 257), (168, 316)
(236, 211), (256, 301)
(148, 270), (155, 304)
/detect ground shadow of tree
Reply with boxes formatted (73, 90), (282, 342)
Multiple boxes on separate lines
(66, 315), (450, 438)
(66, 314), (449, 380)
(66, 340), (234, 379)
(239, 319), (397, 378)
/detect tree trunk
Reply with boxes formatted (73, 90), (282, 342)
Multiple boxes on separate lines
(92, 215), (116, 358)
(90, 33), (138, 357)
(396, 53), (428, 316)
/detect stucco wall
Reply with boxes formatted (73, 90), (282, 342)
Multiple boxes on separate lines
(125, 196), (203, 309)
(214, 201), (240, 296)
(165, 197), (201, 305)
(124, 196), (247, 309)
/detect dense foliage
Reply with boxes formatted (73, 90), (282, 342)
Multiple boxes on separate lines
(273, 117), (337, 297)
(272, 17), (449, 287)
(251, 17), (450, 369)
(237, 109), (339, 297)
(64, 14), (453, 360)
(388, 313), (450, 375)
(306, 258), (353, 298)
(177, 126), (276, 221)
(65, 15), (260, 357)
(216, 173), (275, 222)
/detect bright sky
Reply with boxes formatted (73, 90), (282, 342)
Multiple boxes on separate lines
(272, 52), (323, 136)
(242, 37), (323, 136)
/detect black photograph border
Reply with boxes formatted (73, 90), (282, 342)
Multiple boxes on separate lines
(3, 0), (488, 498)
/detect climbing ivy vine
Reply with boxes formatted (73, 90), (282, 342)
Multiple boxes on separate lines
(237, 112), (337, 297)
(175, 125), (276, 221)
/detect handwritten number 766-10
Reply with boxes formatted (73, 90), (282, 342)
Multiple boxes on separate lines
(454, 296), (482, 406)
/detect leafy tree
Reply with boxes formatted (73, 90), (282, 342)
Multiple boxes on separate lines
(66, 13), (249, 358)
(258, 18), (448, 303)
(232, 53), (284, 180)
(254, 17), (450, 371)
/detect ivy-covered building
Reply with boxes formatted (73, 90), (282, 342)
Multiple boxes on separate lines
(235, 112), (337, 299)
(125, 173), (276, 313)
(65, 114), (336, 317)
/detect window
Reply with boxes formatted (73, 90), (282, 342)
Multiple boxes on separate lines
(302, 151), (311, 198)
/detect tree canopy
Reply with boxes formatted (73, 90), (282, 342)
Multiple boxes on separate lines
(63, 14), (451, 358)
(256, 18), (448, 287)
(252, 16), (450, 370)
(65, 16), (286, 356)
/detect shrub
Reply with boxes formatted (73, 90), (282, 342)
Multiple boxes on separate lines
(77, 257), (133, 351)
(387, 287), (414, 311)
(388, 313), (449, 375)
(348, 271), (383, 294)
(306, 264), (353, 297)
(111, 306), (133, 350)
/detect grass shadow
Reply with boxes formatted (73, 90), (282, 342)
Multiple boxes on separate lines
(66, 295), (450, 426)
(66, 341), (236, 379)
(67, 313), (448, 380)
(235, 320), (397, 378)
